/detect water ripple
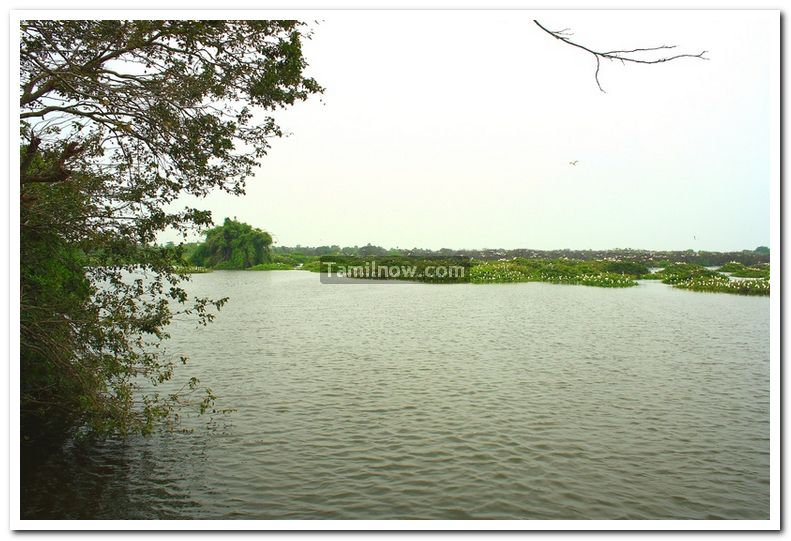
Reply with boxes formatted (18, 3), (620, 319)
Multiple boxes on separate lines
(22, 273), (769, 520)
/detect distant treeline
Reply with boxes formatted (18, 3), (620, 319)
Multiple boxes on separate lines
(270, 244), (770, 267)
(169, 219), (770, 270)
(165, 222), (770, 296)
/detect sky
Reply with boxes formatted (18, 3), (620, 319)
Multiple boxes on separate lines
(165, 10), (776, 251)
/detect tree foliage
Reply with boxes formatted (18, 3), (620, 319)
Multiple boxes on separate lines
(190, 218), (273, 269)
(20, 20), (322, 440)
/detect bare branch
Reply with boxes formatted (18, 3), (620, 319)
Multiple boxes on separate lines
(533, 20), (708, 92)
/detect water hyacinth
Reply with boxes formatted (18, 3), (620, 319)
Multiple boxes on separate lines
(468, 259), (769, 295)
(674, 276), (770, 296)
(173, 266), (213, 274)
(469, 261), (637, 288)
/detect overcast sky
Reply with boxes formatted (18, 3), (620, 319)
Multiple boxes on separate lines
(167, 10), (776, 251)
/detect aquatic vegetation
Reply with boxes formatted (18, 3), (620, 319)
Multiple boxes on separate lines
(719, 261), (770, 278)
(300, 258), (323, 272)
(658, 263), (721, 284)
(249, 255), (768, 295)
(468, 259), (769, 295)
(675, 276), (770, 296)
(248, 262), (298, 271)
(719, 261), (746, 273)
(469, 262), (533, 283)
(730, 267), (770, 278)
(174, 266), (213, 274)
(655, 263), (769, 295)
(541, 273), (637, 288)
(469, 260), (637, 288)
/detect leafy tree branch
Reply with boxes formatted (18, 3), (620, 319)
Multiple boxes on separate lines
(20, 20), (322, 442)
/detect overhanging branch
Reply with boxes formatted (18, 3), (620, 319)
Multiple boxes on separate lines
(533, 20), (708, 92)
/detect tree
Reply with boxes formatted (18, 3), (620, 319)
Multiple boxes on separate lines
(533, 20), (708, 92)
(755, 246), (770, 255)
(190, 218), (273, 269)
(358, 243), (387, 256)
(20, 20), (322, 441)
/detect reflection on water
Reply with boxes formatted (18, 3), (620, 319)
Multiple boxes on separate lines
(22, 272), (770, 520)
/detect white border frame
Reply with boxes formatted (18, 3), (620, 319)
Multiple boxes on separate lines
(7, 8), (781, 531)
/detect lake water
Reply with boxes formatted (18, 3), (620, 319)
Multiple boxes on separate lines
(21, 271), (770, 520)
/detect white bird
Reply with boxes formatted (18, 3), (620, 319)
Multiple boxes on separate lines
(569, 160), (579, 166)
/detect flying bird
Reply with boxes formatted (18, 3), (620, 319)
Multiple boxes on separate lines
(569, 160), (579, 166)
